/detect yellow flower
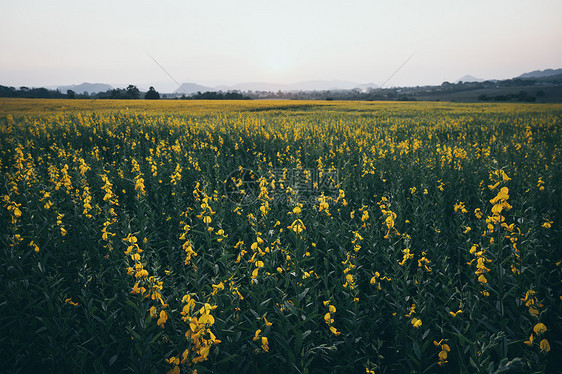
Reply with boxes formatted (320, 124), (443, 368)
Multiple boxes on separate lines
(150, 306), (158, 318)
(488, 182), (500, 190)
(529, 306), (539, 316)
(405, 304), (416, 317)
(329, 326), (341, 335)
(539, 339), (550, 352)
(64, 298), (79, 306)
(474, 208), (483, 219)
(453, 202), (468, 213)
(449, 309), (462, 317)
(130, 282), (146, 295)
(211, 282), (225, 295)
(261, 336), (269, 352)
(533, 322), (547, 334)
(199, 313), (215, 326)
(289, 219), (306, 233)
(166, 357), (180, 365)
(411, 318), (422, 328)
(361, 210), (369, 221)
(29, 240), (40, 253)
(329, 305), (336, 313)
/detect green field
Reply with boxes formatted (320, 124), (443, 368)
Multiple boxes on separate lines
(1, 99), (561, 373)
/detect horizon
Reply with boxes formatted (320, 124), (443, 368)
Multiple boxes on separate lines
(1, 0), (561, 91)
(3, 70), (561, 93)
(14, 70), (561, 95)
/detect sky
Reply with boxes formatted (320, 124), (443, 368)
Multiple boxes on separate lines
(0, 0), (561, 91)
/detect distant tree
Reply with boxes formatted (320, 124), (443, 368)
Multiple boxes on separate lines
(67, 89), (76, 99)
(109, 89), (123, 99)
(126, 85), (140, 99)
(190, 91), (250, 100)
(145, 86), (160, 100)
(34, 88), (51, 98)
(0, 85), (17, 97)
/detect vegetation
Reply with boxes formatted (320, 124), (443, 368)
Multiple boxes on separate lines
(1, 99), (560, 373)
(0, 85), (67, 99)
(184, 91), (250, 100)
(145, 87), (161, 100)
(2, 72), (561, 102)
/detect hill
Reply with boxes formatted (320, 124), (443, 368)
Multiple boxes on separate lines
(175, 83), (213, 95)
(57, 82), (113, 94)
(518, 68), (562, 79)
(455, 75), (484, 83)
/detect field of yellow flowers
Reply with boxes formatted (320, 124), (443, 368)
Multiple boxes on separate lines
(1, 98), (561, 373)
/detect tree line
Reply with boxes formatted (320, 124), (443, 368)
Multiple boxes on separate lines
(0, 85), (161, 100)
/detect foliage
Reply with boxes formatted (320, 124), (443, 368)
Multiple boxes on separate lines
(0, 99), (561, 373)
(145, 87), (160, 100)
(187, 91), (250, 100)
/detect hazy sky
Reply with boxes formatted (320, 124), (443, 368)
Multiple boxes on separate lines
(1, 0), (561, 90)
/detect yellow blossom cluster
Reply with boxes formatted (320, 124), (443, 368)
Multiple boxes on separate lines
(433, 339), (451, 366)
(378, 197), (399, 239)
(323, 300), (342, 336)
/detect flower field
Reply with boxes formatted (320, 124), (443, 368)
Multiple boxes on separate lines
(1, 98), (561, 373)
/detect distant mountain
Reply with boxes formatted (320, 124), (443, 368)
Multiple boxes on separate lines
(175, 83), (213, 94)
(456, 75), (484, 83)
(227, 82), (287, 92)
(286, 80), (377, 91)
(174, 80), (379, 93)
(518, 68), (562, 79)
(57, 82), (113, 94)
